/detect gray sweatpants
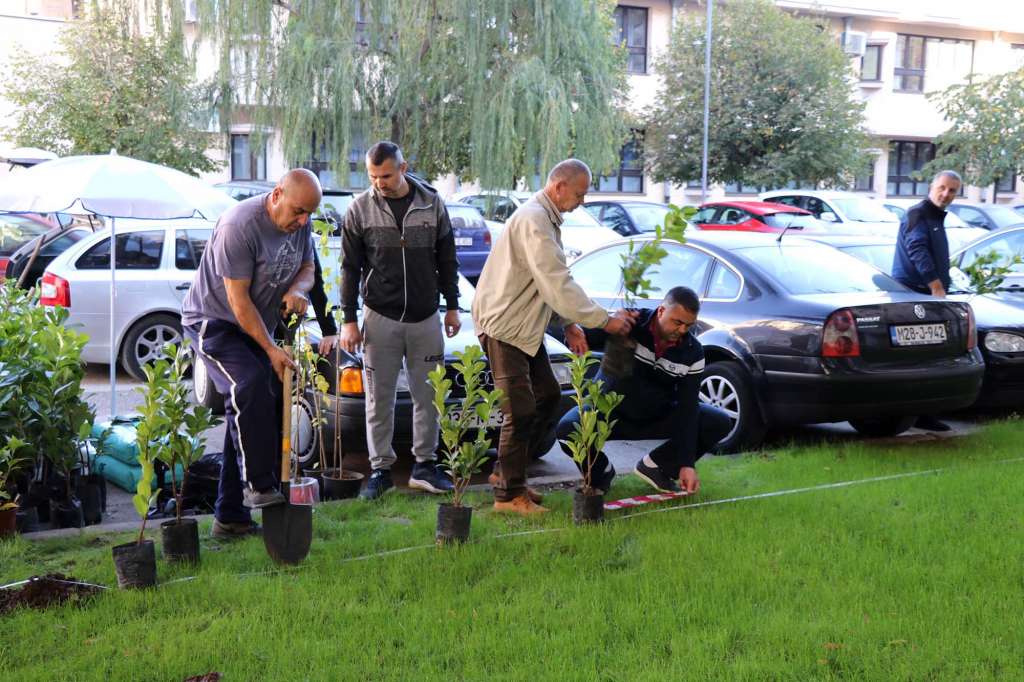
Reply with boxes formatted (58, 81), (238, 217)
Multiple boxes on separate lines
(362, 307), (445, 470)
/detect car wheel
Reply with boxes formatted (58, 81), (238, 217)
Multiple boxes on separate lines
(848, 416), (917, 438)
(290, 393), (321, 469)
(699, 361), (766, 453)
(121, 313), (183, 381)
(191, 352), (225, 415)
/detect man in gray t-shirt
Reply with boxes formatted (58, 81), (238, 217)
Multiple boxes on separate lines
(182, 169), (320, 538)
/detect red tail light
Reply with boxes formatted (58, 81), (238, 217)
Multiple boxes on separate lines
(40, 272), (70, 307)
(0, 257), (9, 280)
(483, 229), (492, 247)
(966, 304), (977, 350)
(822, 309), (860, 357)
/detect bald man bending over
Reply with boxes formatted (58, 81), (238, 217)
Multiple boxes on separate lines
(182, 169), (320, 538)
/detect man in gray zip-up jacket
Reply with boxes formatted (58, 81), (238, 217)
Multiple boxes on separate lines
(339, 141), (461, 499)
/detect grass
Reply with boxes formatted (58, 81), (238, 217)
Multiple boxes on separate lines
(2, 421), (1024, 680)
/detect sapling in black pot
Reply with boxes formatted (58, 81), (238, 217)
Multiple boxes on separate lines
(0, 436), (30, 538)
(139, 343), (219, 563)
(603, 205), (691, 378)
(111, 426), (159, 589)
(563, 353), (622, 525)
(428, 346), (503, 545)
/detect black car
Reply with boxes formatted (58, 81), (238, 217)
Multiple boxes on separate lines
(583, 200), (673, 236)
(193, 276), (576, 465)
(805, 232), (1024, 408)
(566, 232), (984, 451)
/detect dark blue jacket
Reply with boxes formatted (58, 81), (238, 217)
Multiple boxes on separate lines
(891, 199), (950, 293)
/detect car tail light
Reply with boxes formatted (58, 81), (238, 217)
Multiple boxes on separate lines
(339, 366), (364, 394)
(822, 309), (860, 357)
(40, 272), (70, 307)
(966, 305), (977, 350)
(0, 257), (9, 280)
(483, 229), (491, 247)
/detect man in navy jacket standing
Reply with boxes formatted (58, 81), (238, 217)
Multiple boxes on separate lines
(891, 169), (963, 432)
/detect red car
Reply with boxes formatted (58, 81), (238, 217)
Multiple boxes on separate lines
(692, 201), (822, 234)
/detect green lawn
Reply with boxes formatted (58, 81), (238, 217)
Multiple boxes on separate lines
(2, 422), (1023, 681)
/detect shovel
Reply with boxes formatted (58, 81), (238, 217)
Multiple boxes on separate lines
(263, 345), (313, 565)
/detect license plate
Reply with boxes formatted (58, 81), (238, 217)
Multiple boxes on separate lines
(450, 408), (504, 428)
(890, 323), (947, 346)
(454, 237), (473, 246)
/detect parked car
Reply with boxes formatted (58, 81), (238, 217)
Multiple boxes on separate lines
(193, 275), (576, 465)
(445, 202), (491, 281)
(951, 226), (1024, 305)
(3, 223), (94, 288)
(760, 190), (899, 237)
(945, 201), (1024, 232)
(0, 213), (58, 279)
(690, 201), (822, 234)
(881, 197), (988, 252)
(40, 219), (214, 380)
(212, 179), (275, 201)
(564, 232), (983, 451)
(452, 190), (620, 261)
(803, 232), (1024, 408)
(582, 200), (673, 236)
(214, 180), (355, 235)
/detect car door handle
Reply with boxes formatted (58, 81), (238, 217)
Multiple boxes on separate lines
(175, 283), (191, 291)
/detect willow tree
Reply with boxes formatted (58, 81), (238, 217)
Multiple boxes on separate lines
(193, 0), (628, 188)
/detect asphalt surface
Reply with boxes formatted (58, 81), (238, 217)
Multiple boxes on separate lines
(70, 362), (984, 533)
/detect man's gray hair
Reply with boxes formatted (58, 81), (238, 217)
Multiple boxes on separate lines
(932, 169), (962, 185)
(547, 159), (592, 185)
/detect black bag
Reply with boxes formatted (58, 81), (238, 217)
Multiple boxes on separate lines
(181, 452), (223, 513)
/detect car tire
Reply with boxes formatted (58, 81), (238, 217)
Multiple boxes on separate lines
(192, 352), (225, 415)
(699, 361), (766, 453)
(120, 313), (183, 382)
(848, 415), (917, 438)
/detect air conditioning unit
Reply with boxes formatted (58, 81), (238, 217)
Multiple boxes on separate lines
(841, 31), (868, 57)
(184, 0), (199, 23)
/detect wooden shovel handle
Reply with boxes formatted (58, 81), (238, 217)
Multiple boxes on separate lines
(281, 346), (293, 483)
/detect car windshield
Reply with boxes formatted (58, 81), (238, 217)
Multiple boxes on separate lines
(447, 205), (486, 228)
(737, 243), (905, 294)
(839, 244), (895, 274)
(625, 204), (671, 231)
(832, 198), (899, 223)
(563, 207), (604, 227)
(985, 205), (1024, 229)
(0, 215), (53, 255)
(762, 213), (820, 230)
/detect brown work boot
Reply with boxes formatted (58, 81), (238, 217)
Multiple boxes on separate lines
(488, 473), (543, 504)
(493, 495), (549, 515)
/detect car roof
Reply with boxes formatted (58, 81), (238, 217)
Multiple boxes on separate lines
(798, 234), (896, 248)
(950, 224), (1024, 256)
(598, 229), (796, 252)
(702, 200), (811, 216)
(95, 217), (215, 231)
(585, 200), (668, 208)
(215, 180), (275, 189)
(760, 189), (864, 199)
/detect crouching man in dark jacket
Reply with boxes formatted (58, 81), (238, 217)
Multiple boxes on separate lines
(556, 286), (731, 495)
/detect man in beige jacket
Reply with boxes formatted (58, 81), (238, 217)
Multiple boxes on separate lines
(473, 159), (635, 514)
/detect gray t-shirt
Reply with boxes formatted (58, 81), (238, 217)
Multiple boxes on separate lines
(182, 193), (313, 333)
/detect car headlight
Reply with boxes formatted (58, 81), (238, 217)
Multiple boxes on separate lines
(984, 331), (1024, 353)
(551, 360), (573, 387)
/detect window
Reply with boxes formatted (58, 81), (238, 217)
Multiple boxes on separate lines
(951, 206), (989, 230)
(854, 164), (874, 191)
(230, 135), (266, 181)
(302, 134), (368, 190)
(707, 261), (741, 299)
(569, 245), (626, 298)
(174, 230), (211, 270)
(692, 207), (717, 224)
(77, 231), (164, 270)
(717, 208), (747, 225)
(767, 195), (803, 209)
(887, 141), (935, 196)
(860, 44), (883, 81)
(961, 232), (1024, 274)
(738, 244), (904, 295)
(724, 182), (761, 194)
(467, 195), (516, 223)
(1013, 44), (1024, 70)
(613, 6), (648, 75)
(894, 35), (926, 92)
(601, 205), (632, 234)
(646, 245), (713, 297)
(596, 134), (644, 193)
(996, 173), (1017, 195)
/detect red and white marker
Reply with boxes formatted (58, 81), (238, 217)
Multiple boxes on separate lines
(604, 490), (690, 511)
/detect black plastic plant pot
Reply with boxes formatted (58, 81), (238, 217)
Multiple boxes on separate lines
(49, 497), (84, 529)
(15, 505), (39, 534)
(78, 477), (104, 526)
(599, 335), (637, 380)
(161, 518), (200, 564)
(0, 507), (16, 538)
(573, 488), (605, 525)
(436, 503), (473, 545)
(322, 468), (364, 500)
(112, 539), (157, 589)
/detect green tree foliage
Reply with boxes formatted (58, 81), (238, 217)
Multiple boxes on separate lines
(922, 68), (1024, 188)
(194, 0), (628, 188)
(645, 0), (868, 189)
(2, 1), (219, 176)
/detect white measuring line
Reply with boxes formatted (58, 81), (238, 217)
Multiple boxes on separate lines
(7, 456), (1023, 592)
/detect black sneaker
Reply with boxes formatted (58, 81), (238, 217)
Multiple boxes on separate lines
(243, 487), (286, 509)
(408, 462), (455, 494)
(634, 460), (681, 494)
(359, 469), (394, 500)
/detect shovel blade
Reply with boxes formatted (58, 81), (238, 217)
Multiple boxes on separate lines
(262, 503), (313, 565)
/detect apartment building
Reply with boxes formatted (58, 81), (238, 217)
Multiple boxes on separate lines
(594, 0), (1024, 206)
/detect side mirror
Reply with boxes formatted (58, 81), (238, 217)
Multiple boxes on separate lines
(819, 211), (840, 223)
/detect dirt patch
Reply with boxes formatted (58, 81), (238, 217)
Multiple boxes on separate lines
(183, 674), (222, 682)
(0, 573), (103, 616)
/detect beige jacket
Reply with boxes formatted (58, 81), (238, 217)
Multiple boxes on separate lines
(472, 191), (610, 355)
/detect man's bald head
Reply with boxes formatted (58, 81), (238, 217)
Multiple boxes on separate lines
(543, 159), (592, 212)
(267, 168), (323, 233)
